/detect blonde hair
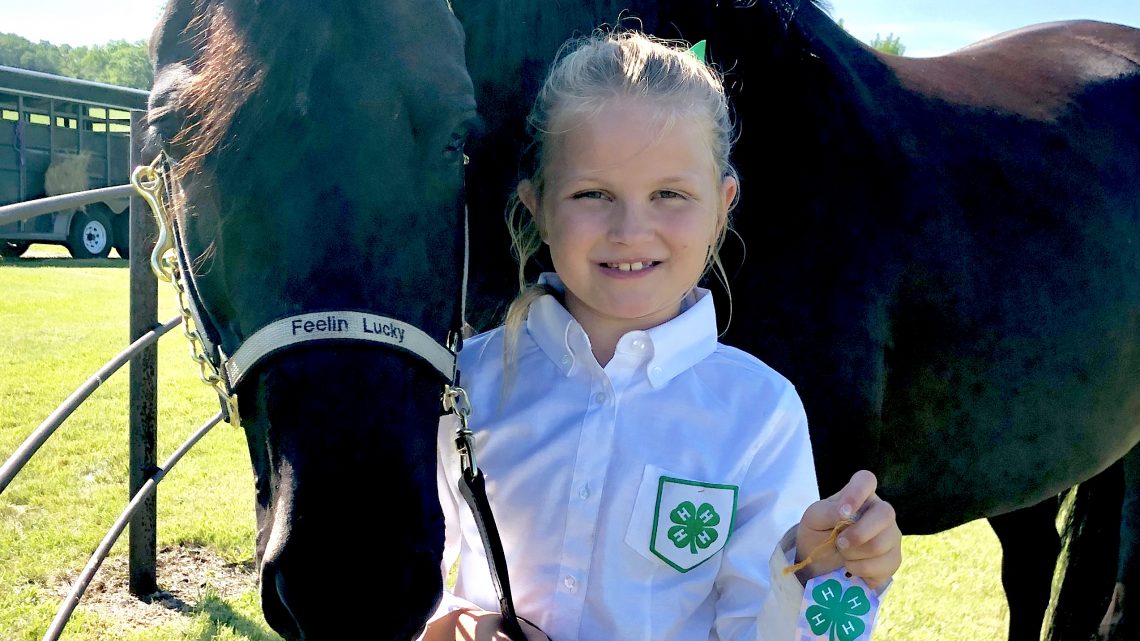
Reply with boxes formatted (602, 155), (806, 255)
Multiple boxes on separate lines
(503, 29), (740, 372)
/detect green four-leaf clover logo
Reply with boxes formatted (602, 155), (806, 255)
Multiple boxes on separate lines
(650, 477), (736, 572)
(805, 578), (871, 641)
(666, 500), (721, 554)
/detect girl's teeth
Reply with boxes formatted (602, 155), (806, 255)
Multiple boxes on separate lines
(610, 262), (647, 271)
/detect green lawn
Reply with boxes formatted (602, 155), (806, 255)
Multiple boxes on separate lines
(0, 246), (1013, 640)
(1, 246), (273, 640)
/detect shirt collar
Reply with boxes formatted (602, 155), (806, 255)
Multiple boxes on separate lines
(526, 273), (719, 388)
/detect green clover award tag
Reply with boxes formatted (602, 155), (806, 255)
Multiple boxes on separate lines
(797, 569), (881, 641)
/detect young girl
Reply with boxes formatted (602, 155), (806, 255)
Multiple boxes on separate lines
(423, 29), (901, 641)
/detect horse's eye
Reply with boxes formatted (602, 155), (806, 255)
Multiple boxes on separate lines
(145, 103), (195, 163)
(445, 130), (467, 159)
(445, 129), (471, 167)
(444, 117), (483, 166)
(446, 130), (466, 153)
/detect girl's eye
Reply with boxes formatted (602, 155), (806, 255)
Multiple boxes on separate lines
(655, 190), (685, 200)
(572, 190), (608, 200)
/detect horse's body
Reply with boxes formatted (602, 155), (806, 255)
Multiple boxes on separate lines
(450, 2), (1140, 640)
(147, 1), (476, 638)
(148, 0), (1140, 639)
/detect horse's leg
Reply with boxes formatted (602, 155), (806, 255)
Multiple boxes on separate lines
(1101, 444), (1139, 641)
(1046, 459), (1125, 641)
(988, 496), (1062, 641)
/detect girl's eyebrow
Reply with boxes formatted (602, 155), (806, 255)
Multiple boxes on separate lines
(566, 171), (702, 182)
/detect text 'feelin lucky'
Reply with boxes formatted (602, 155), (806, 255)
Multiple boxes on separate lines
(290, 314), (406, 343)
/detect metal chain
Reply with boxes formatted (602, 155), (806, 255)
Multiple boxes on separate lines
(131, 159), (239, 424)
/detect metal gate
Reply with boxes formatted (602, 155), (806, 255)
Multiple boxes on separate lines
(0, 112), (221, 640)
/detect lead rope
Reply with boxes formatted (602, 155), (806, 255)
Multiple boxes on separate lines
(442, 382), (526, 641)
(445, 165), (525, 639)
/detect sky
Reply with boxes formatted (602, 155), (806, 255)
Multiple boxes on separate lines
(5, 0), (1140, 59)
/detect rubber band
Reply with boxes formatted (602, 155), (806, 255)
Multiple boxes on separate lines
(783, 517), (856, 575)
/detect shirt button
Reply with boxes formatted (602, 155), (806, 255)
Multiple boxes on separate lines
(563, 575), (577, 591)
(631, 338), (645, 350)
(651, 366), (663, 375)
(594, 392), (607, 404)
(560, 354), (571, 366)
(579, 484), (590, 499)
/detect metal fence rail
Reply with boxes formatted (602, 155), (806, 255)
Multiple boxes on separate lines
(0, 111), (218, 639)
(0, 316), (180, 495)
(0, 184), (134, 226)
(42, 411), (224, 641)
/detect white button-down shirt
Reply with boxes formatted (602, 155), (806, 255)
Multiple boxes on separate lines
(435, 280), (819, 641)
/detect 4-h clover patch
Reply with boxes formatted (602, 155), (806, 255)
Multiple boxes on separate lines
(649, 476), (737, 572)
(796, 570), (881, 641)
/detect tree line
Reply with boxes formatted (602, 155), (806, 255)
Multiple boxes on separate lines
(0, 22), (903, 93)
(0, 33), (151, 90)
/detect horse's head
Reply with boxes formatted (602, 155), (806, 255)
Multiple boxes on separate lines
(146, 1), (477, 638)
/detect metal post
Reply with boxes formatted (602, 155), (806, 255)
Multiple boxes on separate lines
(17, 95), (26, 206)
(128, 110), (158, 595)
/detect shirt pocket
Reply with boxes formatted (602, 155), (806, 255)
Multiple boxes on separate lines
(625, 464), (739, 573)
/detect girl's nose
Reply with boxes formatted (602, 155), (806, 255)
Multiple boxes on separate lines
(607, 202), (653, 243)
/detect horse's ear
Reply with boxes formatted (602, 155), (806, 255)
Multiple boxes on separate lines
(150, 0), (206, 68)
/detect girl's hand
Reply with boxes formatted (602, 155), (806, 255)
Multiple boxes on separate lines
(794, 470), (901, 590)
(422, 608), (550, 641)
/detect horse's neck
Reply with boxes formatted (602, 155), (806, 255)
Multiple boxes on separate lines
(452, 0), (664, 74)
(720, 4), (891, 140)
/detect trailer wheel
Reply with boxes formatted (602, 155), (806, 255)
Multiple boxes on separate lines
(112, 210), (130, 259)
(1, 241), (30, 258)
(67, 209), (113, 259)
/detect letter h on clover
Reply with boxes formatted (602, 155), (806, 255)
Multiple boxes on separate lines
(667, 501), (721, 554)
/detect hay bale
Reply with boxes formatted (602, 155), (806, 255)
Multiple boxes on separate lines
(45, 152), (93, 212)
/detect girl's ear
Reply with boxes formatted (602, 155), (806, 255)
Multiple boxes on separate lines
(717, 175), (738, 235)
(518, 179), (546, 240)
(518, 179), (538, 215)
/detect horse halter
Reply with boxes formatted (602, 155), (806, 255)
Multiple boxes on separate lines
(130, 155), (461, 424)
(130, 153), (527, 641)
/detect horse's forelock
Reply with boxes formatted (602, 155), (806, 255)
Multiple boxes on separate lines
(173, 0), (333, 176)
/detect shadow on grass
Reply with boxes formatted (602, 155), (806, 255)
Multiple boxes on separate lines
(0, 256), (128, 269)
(193, 594), (284, 641)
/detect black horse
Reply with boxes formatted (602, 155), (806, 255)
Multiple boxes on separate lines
(448, 2), (1140, 640)
(146, 0), (1139, 640)
(146, 0), (477, 638)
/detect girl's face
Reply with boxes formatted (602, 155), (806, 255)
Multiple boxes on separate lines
(521, 99), (737, 342)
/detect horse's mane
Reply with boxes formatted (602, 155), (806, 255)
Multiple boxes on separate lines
(772, 0), (833, 28)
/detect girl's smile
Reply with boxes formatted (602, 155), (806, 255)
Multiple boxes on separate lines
(601, 260), (660, 273)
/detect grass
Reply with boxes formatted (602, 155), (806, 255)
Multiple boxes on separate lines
(1, 244), (1011, 640)
(1, 245), (270, 640)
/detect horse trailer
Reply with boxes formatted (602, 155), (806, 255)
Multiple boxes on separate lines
(0, 65), (149, 258)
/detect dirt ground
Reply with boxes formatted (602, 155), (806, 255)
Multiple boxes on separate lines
(53, 545), (258, 633)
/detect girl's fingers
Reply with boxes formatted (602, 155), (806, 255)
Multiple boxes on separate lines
(802, 470), (879, 532)
(841, 537), (903, 589)
(833, 469), (879, 519)
(796, 470), (902, 586)
(836, 500), (902, 589)
(838, 517), (900, 562)
(835, 496), (897, 554)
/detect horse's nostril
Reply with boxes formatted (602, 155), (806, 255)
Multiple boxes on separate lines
(258, 560), (302, 640)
